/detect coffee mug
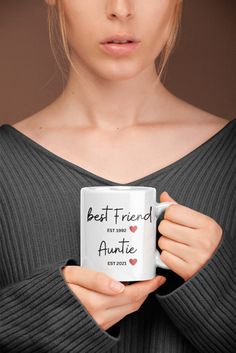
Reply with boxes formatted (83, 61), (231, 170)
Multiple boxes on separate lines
(80, 186), (177, 281)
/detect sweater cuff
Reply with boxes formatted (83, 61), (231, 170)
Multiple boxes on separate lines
(154, 229), (235, 352)
(58, 258), (121, 351)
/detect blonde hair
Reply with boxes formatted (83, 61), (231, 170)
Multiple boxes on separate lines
(47, 0), (183, 83)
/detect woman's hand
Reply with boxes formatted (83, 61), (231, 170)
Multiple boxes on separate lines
(61, 265), (166, 331)
(157, 191), (223, 282)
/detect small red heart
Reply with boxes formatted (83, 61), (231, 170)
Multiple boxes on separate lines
(129, 225), (137, 233)
(129, 258), (137, 265)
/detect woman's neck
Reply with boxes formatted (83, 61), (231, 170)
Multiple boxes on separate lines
(53, 66), (175, 131)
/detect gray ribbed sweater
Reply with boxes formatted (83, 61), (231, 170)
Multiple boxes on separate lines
(0, 120), (235, 353)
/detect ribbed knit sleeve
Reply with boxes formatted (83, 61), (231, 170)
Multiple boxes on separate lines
(154, 228), (236, 353)
(0, 257), (120, 353)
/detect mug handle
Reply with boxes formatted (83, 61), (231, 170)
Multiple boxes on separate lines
(154, 201), (178, 270)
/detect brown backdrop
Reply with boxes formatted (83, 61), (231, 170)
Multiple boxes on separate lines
(0, 0), (235, 125)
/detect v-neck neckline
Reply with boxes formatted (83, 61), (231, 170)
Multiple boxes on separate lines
(1, 119), (235, 186)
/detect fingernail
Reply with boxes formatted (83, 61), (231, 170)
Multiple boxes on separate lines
(110, 281), (125, 292)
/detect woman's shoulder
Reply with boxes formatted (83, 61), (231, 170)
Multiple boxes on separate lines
(189, 112), (235, 139)
(164, 94), (235, 145)
(172, 95), (233, 128)
(174, 99), (235, 142)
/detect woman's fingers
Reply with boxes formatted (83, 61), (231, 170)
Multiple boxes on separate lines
(62, 265), (166, 301)
(63, 266), (166, 332)
(62, 265), (126, 295)
(163, 203), (209, 229)
(160, 249), (203, 281)
(68, 275), (166, 310)
(158, 219), (195, 245)
(158, 236), (194, 261)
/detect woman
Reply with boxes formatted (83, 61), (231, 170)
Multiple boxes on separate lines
(0, 1), (235, 352)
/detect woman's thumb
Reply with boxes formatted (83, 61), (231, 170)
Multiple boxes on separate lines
(160, 191), (178, 203)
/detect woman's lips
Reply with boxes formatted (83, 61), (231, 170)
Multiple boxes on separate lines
(100, 42), (140, 56)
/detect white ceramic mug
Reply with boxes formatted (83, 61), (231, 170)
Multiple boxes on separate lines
(80, 186), (177, 281)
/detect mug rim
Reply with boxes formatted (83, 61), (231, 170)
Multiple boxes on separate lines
(81, 186), (156, 191)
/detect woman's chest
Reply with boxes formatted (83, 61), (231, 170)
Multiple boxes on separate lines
(12, 121), (226, 185)
(0, 164), (233, 288)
